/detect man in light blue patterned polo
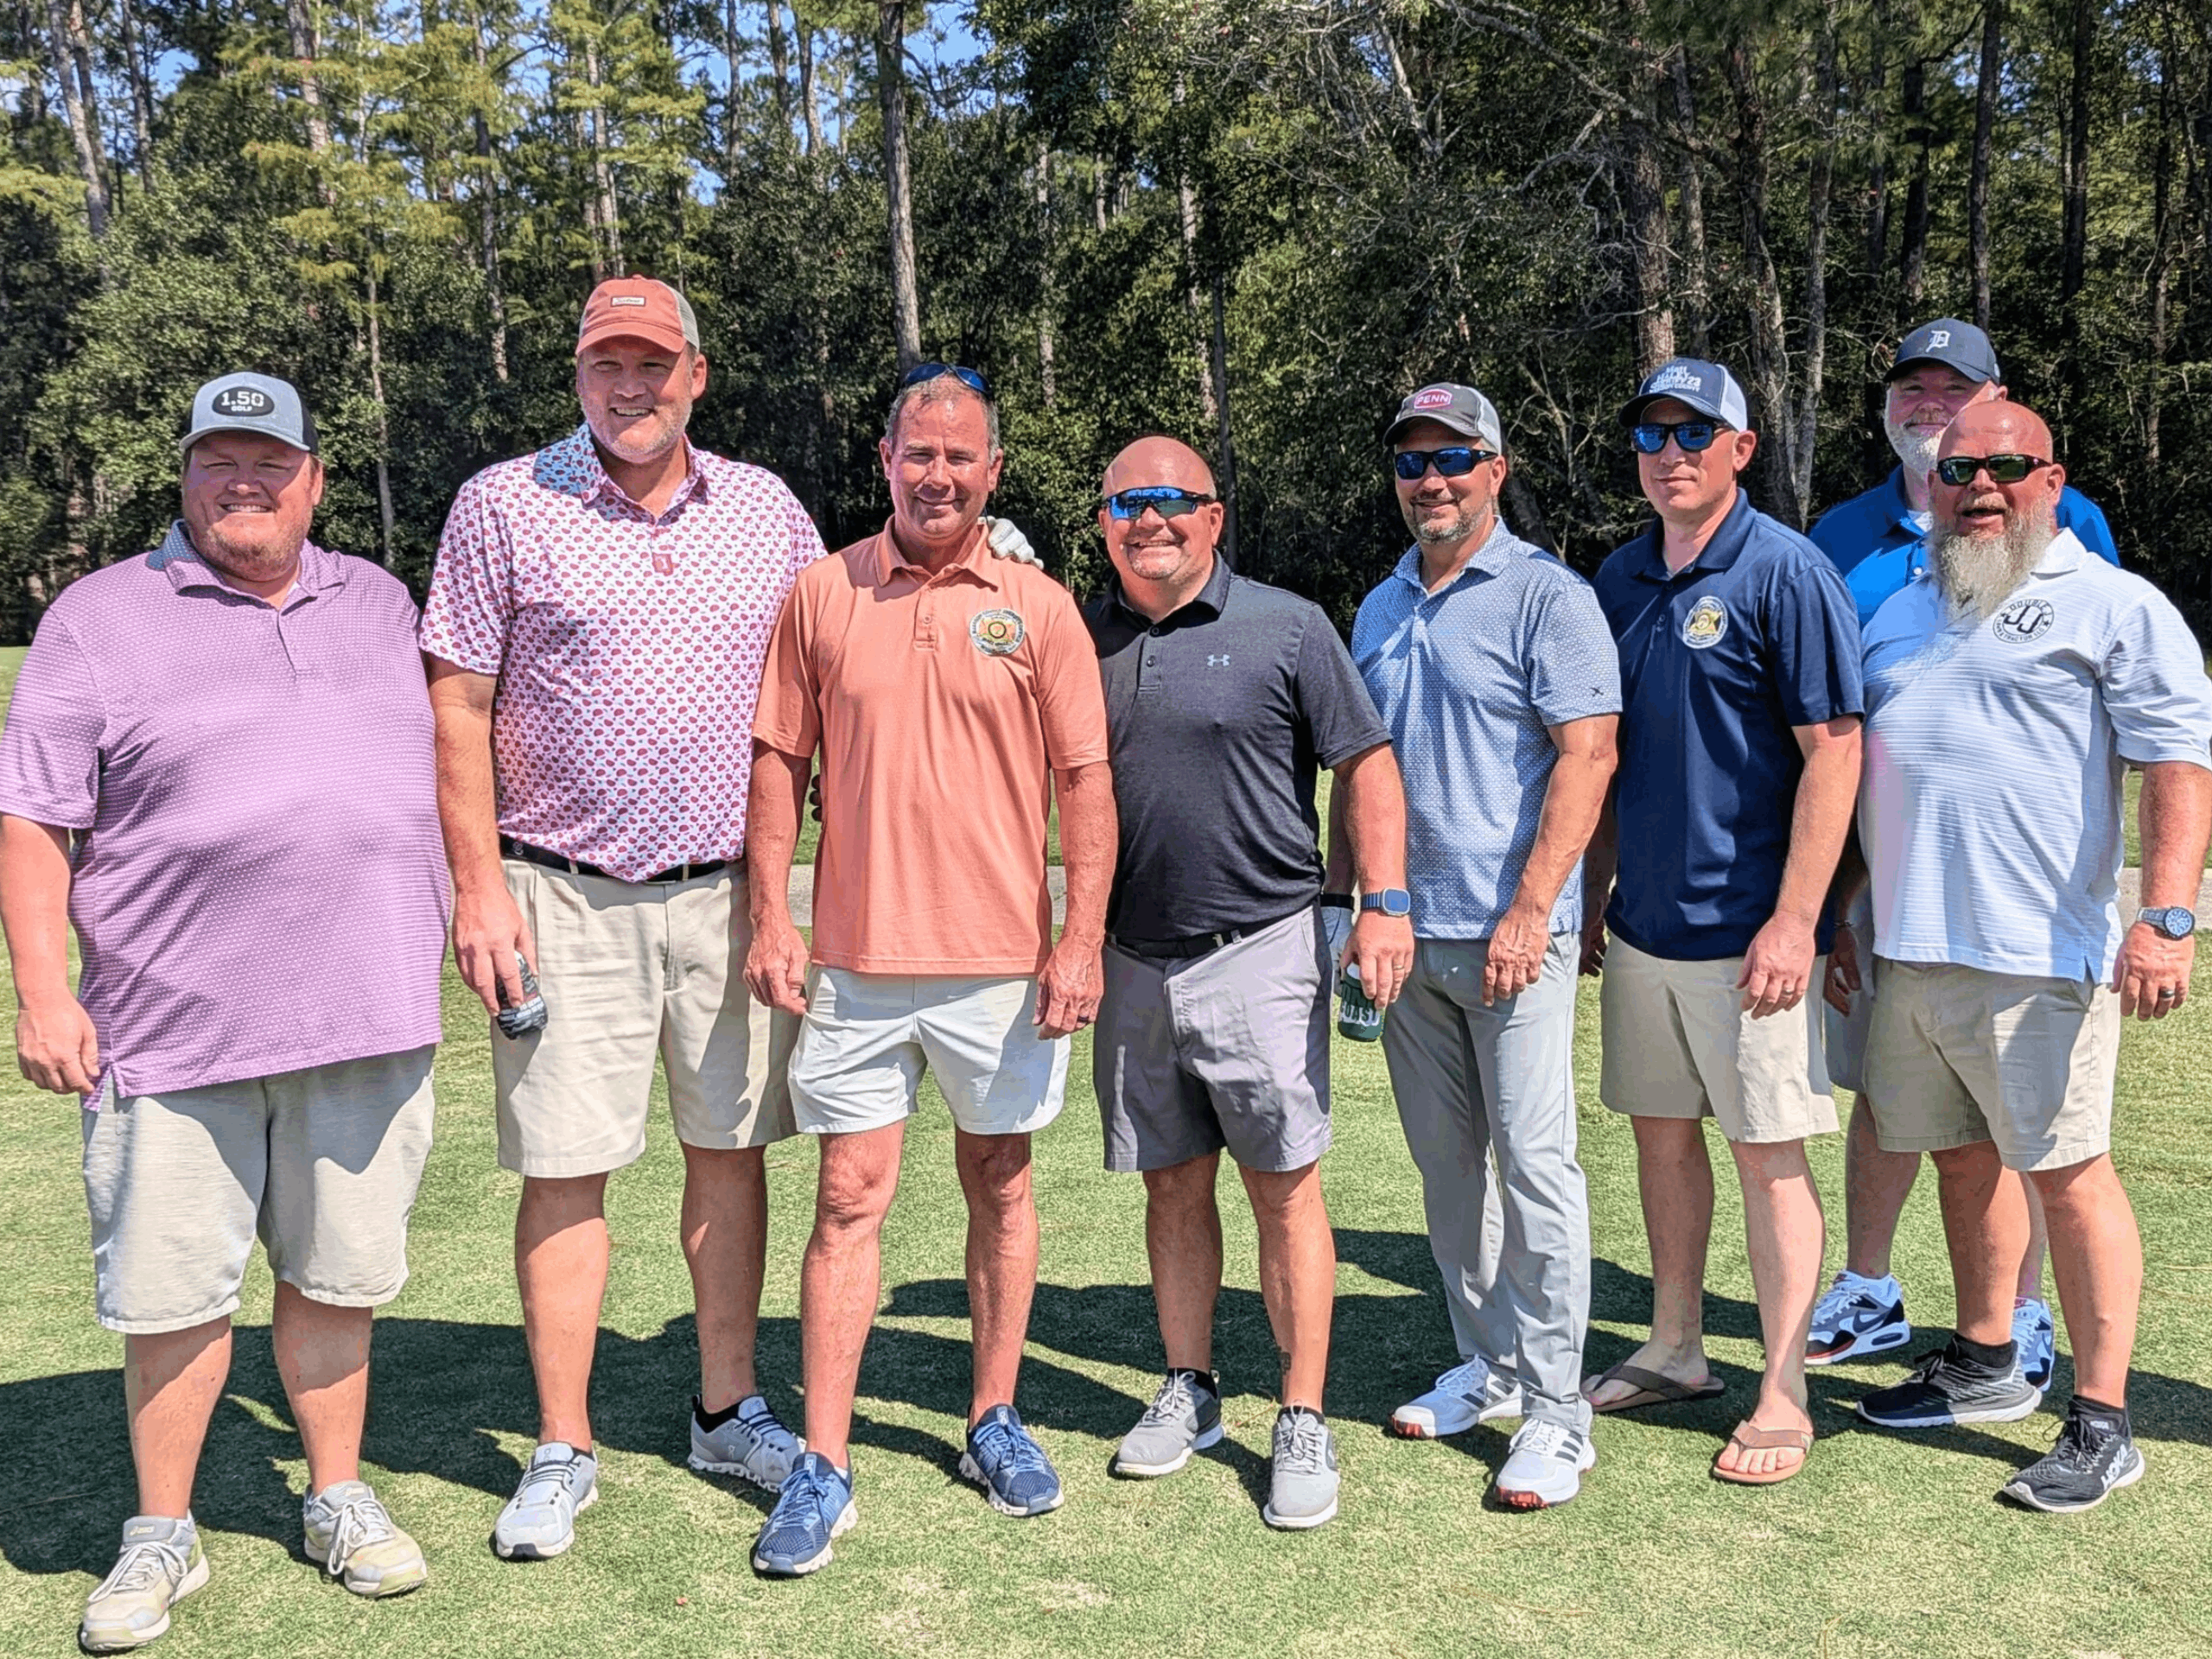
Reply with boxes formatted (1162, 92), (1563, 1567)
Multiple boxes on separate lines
(1340, 383), (1621, 1508)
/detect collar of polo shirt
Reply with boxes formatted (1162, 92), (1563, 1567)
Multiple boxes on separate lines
(1628, 489), (1756, 582)
(876, 518), (1002, 588)
(1110, 547), (1230, 626)
(575, 424), (707, 511)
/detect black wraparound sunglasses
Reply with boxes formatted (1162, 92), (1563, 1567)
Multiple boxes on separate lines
(1933, 454), (2055, 486)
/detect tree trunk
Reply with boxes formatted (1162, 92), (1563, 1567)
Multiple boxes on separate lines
(766, 1), (791, 131)
(583, 34), (625, 279)
(45, 0), (109, 239)
(1967, 0), (2003, 330)
(1794, 14), (1837, 520)
(1093, 155), (1108, 232)
(1725, 37), (1800, 523)
(1035, 140), (1055, 407)
(1863, 0), (1891, 286)
(1173, 76), (1217, 428)
(1668, 48), (1708, 357)
(2059, 0), (2092, 309)
(118, 0), (155, 188)
(2146, 42), (2173, 478)
(1210, 272), (1238, 566)
(1898, 42), (1931, 308)
(471, 8), (509, 383)
(365, 261), (396, 564)
(1619, 109), (1674, 372)
(877, 2), (922, 371)
(798, 22), (821, 156)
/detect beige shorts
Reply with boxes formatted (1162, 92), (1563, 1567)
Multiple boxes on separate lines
(82, 1046), (436, 1335)
(1599, 936), (1837, 1143)
(493, 860), (798, 1178)
(789, 968), (1068, 1137)
(1865, 957), (2120, 1172)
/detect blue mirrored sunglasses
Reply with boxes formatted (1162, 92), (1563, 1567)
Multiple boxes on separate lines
(899, 361), (991, 398)
(1393, 447), (1495, 480)
(1105, 486), (1217, 520)
(1630, 420), (1721, 454)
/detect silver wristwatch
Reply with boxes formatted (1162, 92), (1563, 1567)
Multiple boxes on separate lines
(2137, 906), (2196, 940)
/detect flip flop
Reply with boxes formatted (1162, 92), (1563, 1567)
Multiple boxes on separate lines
(1581, 1360), (1727, 1414)
(1711, 1420), (1814, 1486)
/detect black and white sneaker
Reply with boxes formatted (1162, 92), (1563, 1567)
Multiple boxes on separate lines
(1855, 1338), (2043, 1428)
(2001, 1407), (2145, 1513)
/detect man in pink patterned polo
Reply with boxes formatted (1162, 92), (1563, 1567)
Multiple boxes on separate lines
(420, 277), (829, 1557)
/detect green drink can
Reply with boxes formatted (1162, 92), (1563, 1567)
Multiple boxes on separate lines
(1337, 962), (1384, 1042)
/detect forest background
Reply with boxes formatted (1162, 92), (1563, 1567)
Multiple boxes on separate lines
(3, 0), (2209, 634)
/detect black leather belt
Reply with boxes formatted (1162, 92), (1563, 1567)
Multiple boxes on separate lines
(501, 836), (729, 886)
(1109, 905), (1311, 962)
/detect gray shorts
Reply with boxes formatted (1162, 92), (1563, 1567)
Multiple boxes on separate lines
(1821, 887), (1876, 1095)
(82, 1046), (436, 1334)
(1094, 906), (1332, 1174)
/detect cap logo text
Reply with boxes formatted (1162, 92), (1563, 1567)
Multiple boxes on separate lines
(211, 387), (275, 416)
(1411, 388), (1454, 410)
(1649, 364), (1702, 394)
(608, 296), (648, 307)
(1928, 329), (1951, 348)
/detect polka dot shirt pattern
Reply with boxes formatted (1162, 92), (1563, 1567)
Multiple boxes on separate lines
(418, 427), (827, 881)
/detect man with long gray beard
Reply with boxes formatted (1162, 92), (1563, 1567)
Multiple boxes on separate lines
(1804, 320), (2117, 1382)
(1848, 401), (2212, 1512)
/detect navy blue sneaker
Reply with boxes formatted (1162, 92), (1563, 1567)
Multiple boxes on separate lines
(2012, 1298), (2057, 1391)
(752, 1452), (855, 1577)
(959, 1404), (1064, 1516)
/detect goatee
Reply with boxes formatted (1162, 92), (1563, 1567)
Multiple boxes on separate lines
(1931, 508), (2055, 622)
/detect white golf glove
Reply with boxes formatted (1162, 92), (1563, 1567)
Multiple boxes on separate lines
(1321, 901), (1353, 967)
(984, 516), (1039, 563)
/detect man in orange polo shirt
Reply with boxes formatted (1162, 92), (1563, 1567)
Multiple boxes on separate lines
(744, 364), (1117, 1576)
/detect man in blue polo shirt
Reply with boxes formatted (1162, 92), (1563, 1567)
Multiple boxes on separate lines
(1580, 359), (1863, 1487)
(1348, 383), (1620, 1510)
(1804, 319), (2115, 1384)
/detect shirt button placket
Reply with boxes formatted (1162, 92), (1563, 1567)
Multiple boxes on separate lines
(1141, 625), (1162, 690)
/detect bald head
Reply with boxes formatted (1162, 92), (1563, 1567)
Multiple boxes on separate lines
(1103, 435), (1215, 499)
(1938, 400), (2053, 467)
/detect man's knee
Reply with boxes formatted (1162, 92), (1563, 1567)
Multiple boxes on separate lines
(815, 1140), (900, 1237)
(956, 1131), (1033, 1207)
(1240, 1159), (1324, 1219)
(519, 1172), (609, 1226)
(1142, 1153), (1219, 1211)
(1727, 1135), (1812, 1185)
(2025, 1152), (2124, 1215)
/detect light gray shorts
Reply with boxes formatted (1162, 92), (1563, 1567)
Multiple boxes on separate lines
(1094, 906), (1332, 1174)
(82, 1046), (436, 1335)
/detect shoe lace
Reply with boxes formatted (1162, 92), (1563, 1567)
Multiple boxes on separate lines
(774, 1459), (832, 1526)
(99, 1539), (186, 1599)
(321, 1491), (397, 1577)
(2038, 1416), (2101, 1477)
(1812, 1274), (1875, 1328)
(972, 1415), (1051, 1479)
(1274, 1411), (1329, 1473)
(514, 1454), (580, 1513)
(1435, 1357), (1491, 1399)
(1139, 1373), (1198, 1427)
(736, 1399), (798, 1452)
(1510, 1419), (1574, 1462)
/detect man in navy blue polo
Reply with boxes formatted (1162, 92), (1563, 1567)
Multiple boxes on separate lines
(1580, 359), (1863, 1487)
(1805, 319), (2113, 1385)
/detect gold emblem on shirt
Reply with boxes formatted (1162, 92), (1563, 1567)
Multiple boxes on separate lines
(971, 608), (1026, 656)
(1681, 596), (1729, 650)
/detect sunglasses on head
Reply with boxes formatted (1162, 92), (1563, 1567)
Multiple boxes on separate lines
(1393, 447), (1496, 480)
(1629, 420), (1723, 454)
(1105, 486), (1217, 520)
(1933, 454), (2055, 487)
(898, 361), (991, 398)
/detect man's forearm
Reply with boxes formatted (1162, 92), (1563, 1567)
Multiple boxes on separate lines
(0, 816), (75, 1005)
(427, 673), (505, 895)
(1509, 738), (1617, 921)
(1340, 744), (1408, 893)
(2139, 760), (2212, 909)
(1054, 762), (1117, 946)
(1774, 724), (1863, 925)
(747, 745), (810, 926)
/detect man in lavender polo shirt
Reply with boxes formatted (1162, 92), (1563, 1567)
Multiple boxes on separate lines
(0, 374), (448, 1653)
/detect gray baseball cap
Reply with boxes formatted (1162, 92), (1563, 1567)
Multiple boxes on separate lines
(1386, 383), (1503, 451)
(1888, 318), (2001, 384)
(1619, 358), (1751, 429)
(180, 372), (319, 457)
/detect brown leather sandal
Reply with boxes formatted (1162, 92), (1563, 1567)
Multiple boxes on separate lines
(1581, 1360), (1727, 1414)
(1711, 1420), (1814, 1485)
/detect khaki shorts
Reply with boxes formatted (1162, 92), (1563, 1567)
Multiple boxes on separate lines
(1865, 957), (2120, 1172)
(789, 968), (1068, 1137)
(82, 1047), (436, 1335)
(1599, 937), (1837, 1143)
(1095, 907), (1332, 1174)
(494, 860), (798, 1178)
(1821, 887), (1877, 1096)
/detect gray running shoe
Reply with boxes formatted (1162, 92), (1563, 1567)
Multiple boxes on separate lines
(1262, 1408), (1339, 1530)
(493, 1442), (599, 1560)
(689, 1395), (804, 1491)
(1494, 1418), (1596, 1510)
(1857, 1339), (2042, 1429)
(1114, 1369), (1224, 1478)
(302, 1480), (428, 1597)
(79, 1516), (208, 1652)
(2001, 1405), (2146, 1513)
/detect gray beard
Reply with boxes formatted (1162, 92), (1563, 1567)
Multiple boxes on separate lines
(1410, 503), (1483, 545)
(1931, 512), (2054, 622)
(1884, 410), (1943, 477)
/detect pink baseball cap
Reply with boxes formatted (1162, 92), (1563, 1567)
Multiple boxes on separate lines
(575, 276), (699, 357)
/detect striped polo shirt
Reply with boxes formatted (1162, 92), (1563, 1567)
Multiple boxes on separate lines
(1860, 529), (2212, 981)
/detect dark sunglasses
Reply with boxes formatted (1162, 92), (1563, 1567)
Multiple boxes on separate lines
(1630, 421), (1722, 454)
(1933, 454), (2055, 487)
(898, 361), (991, 398)
(1105, 486), (1217, 520)
(1393, 447), (1496, 480)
